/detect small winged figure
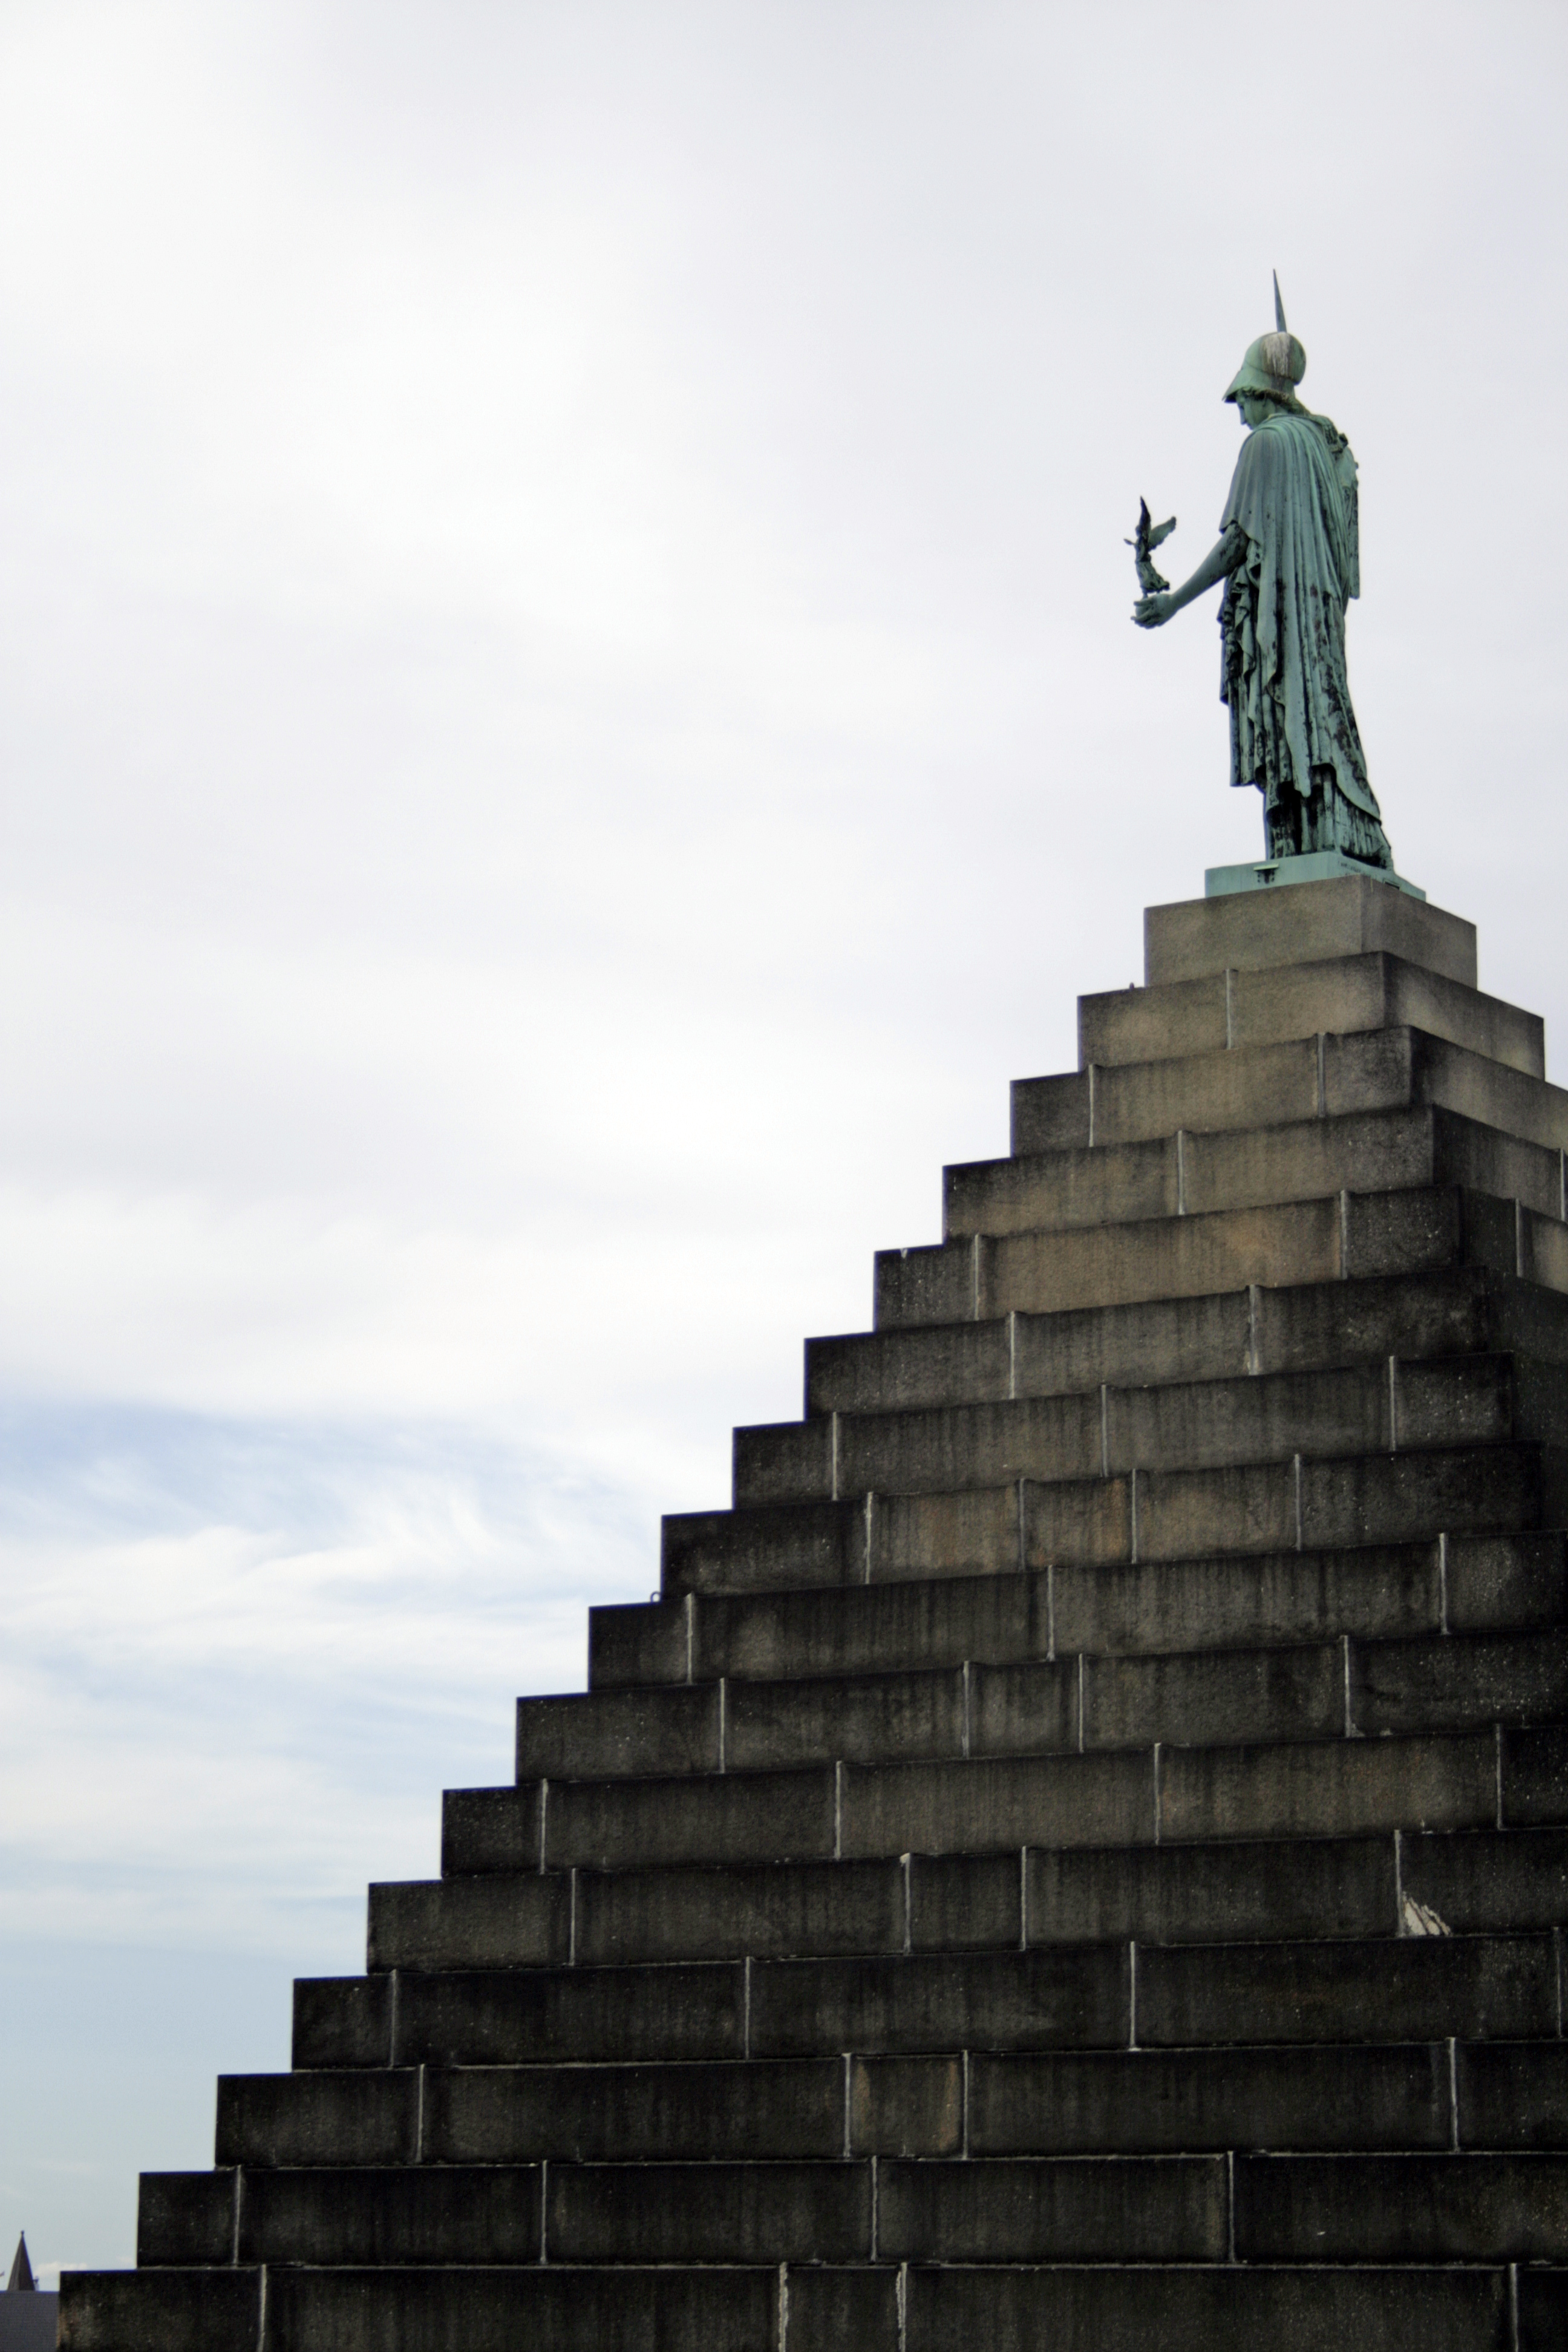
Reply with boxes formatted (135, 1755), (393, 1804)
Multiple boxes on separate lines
(1126, 497), (1177, 595)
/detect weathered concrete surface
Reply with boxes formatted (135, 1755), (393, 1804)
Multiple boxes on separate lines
(65, 885), (1568, 2350)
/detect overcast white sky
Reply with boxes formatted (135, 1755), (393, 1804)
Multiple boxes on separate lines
(3, 0), (1566, 2282)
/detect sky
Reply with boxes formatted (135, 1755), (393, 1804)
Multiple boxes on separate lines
(2, 0), (1566, 2284)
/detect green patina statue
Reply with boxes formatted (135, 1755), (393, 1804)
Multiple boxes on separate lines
(1134, 279), (1396, 875)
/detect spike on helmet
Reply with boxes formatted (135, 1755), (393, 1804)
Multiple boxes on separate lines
(1224, 272), (1307, 403)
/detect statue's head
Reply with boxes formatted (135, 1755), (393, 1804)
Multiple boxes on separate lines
(1224, 274), (1307, 409)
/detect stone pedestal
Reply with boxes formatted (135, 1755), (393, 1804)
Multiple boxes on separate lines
(64, 880), (1568, 2350)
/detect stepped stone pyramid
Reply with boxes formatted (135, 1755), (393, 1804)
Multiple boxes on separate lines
(65, 874), (1568, 2351)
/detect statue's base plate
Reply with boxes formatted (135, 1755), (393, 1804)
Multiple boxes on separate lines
(1205, 849), (1426, 903)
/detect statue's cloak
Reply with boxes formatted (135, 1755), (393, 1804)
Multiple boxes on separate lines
(1219, 408), (1388, 856)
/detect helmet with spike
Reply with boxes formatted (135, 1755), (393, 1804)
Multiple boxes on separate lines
(1224, 273), (1307, 403)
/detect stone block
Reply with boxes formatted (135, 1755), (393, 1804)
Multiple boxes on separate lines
(1014, 1286), (1254, 1395)
(585, 1596), (689, 1690)
(729, 1414), (833, 1507)
(136, 2170), (236, 2265)
(1137, 1933), (1557, 2047)
(964, 1658), (1079, 1755)
(966, 2041), (1448, 2154)
(1501, 1725), (1568, 1824)
(1518, 2272), (1568, 2352)
(869, 1486), (1021, 1579)
(1298, 1440), (1553, 1550)
(907, 1850), (1022, 1950)
(515, 1685), (719, 1780)
(260, 2266), (778, 2352)
(662, 1499), (862, 1598)
(1432, 1531), (1568, 1633)
(946, 1134), (1175, 1238)
(838, 1748), (1153, 1858)
(292, 1974), (391, 2068)
(1022, 1472), (1131, 1565)
(425, 2058), (843, 2163)
(543, 1765), (835, 1870)
(1457, 2042), (1568, 2149)
(239, 2164), (542, 2264)
(1352, 1628), (1568, 1736)
(1234, 2150), (1568, 2262)
(748, 1946), (1129, 2057)
(574, 1855), (906, 1965)
(545, 2160), (870, 2263)
(806, 1318), (1012, 1414)
(1119, 1636), (1321, 1753)
(781, 2265), (900, 2350)
(878, 2153), (1227, 2261)
(873, 1238), (978, 1328)
(57, 2270), (261, 2352)
(1400, 1827), (1568, 1936)
(1026, 1834), (1395, 1945)
(691, 1572), (1053, 1688)
(1107, 1361), (1394, 1475)
(1143, 877), (1477, 988)
(1158, 1729), (1497, 1844)
(900, 2262), (1509, 2352)
(1250, 1264), (1508, 1377)
(392, 1961), (745, 2067)
(849, 2053), (965, 2155)
(439, 1785), (544, 1873)
(1403, 1033), (1568, 1150)
(368, 1873), (569, 1971)
(1052, 1543), (1445, 1658)
(725, 1665), (967, 1770)
(214, 2069), (417, 2166)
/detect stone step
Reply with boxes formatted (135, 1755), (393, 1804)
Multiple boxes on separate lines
(516, 1630), (1568, 1784)
(877, 1183), (1568, 1330)
(300, 1827), (1568, 1989)
(1077, 948), (1543, 1076)
(421, 1722), (1554, 1888)
(807, 1264), (1568, 1420)
(289, 1928), (1557, 2079)
(944, 1106), (1568, 1246)
(59, 2258), (1566, 2352)
(1144, 875), (1477, 990)
(125, 2146), (1559, 2267)
(736, 1351), (1568, 1508)
(593, 1537), (1567, 1691)
(664, 1440), (1563, 1598)
(1012, 1027), (1568, 1158)
(154, 2042), (1564, 2186)
(127, 2146), (1230, 2262)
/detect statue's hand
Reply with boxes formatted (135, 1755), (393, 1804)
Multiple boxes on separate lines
(1133, 592), (1174, 629)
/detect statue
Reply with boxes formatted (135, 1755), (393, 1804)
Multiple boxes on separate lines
(1132, 278), (1396, 875)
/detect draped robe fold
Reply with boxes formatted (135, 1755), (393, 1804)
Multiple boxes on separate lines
(1219, 408), (1393, 868)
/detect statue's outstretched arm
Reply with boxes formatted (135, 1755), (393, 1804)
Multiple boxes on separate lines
(1134, 523), (1244, 629)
